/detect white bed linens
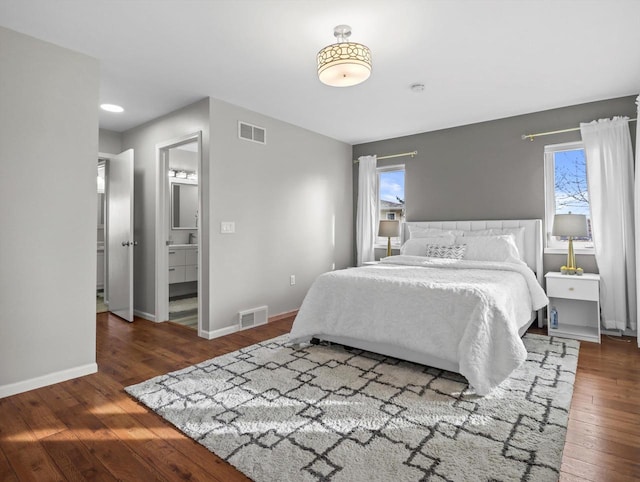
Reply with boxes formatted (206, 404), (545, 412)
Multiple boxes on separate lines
(288, 255), (549, 395)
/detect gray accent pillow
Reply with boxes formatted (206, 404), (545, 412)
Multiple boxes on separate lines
(425, 244), (467, 259)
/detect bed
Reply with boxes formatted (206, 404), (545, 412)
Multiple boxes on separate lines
(288, 219), (548, 395)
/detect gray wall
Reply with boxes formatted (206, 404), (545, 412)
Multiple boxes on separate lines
(208, 99), (353, 332)
(353, 95), (637, 273)
(99, 128), (123, 155)
(120, 97), (353, 334)
(0, 27), (99, 395)
(121, 99), (210, 323)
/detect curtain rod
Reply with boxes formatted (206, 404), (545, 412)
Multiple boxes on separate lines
(521, 118), (637, 141)
(353, 150), (418, 163)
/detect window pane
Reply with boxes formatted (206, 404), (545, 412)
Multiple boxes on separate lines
(378, 168), (405, 246)
(553, 148), (592, 246)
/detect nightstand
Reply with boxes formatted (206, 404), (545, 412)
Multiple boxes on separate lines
(545, 272), (601, 343)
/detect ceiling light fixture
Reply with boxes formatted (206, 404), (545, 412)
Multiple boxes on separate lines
(411, 83), (425, 93)
(317, 25), (371, 87)
(100, 103), (124, 113)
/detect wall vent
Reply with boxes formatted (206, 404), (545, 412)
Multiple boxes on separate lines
(238, 121), (266, 144)
(238, 305), (268, 330)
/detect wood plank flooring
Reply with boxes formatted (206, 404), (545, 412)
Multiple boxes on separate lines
(0, 314), (638, 481)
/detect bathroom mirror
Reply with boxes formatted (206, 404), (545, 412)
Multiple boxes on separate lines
(171, 182), (198, 229)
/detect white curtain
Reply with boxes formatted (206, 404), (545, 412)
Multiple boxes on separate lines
(580, 117), (636, 331)
(356, 155), (378, 266)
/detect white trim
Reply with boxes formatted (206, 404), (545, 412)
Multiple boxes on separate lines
(543, 140), (584, 153)
(134, 309), (156, 322)
(199, 310), (300, 340)
(199, 324), (240, 340)
(376, 164), (405, 246)
(543, 141), (594, 253)
(544, 247), (596, 255)
(0, 363), (98, 399)
(156, 132), (203, 333)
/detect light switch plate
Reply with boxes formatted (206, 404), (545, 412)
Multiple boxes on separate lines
(221, 221), (235, 234)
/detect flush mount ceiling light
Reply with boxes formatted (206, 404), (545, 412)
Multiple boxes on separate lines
(100, 103), (124, 113)
(317, 25), (372, 87)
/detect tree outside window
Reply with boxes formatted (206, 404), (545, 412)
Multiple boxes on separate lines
(545, 142), (593, 251)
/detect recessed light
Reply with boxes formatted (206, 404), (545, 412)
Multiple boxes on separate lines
(410, 83), (425, 93)
(100, 103), (124, 113)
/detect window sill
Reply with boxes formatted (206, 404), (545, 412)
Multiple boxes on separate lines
(374, 244), (401, 250)
(544, 247), (595, 256)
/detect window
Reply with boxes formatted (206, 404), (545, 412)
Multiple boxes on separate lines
(377, 165), (405, 247)
(544, 141), (593, 252)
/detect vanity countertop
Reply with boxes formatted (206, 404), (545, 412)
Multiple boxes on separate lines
(169, 244), (198, 248)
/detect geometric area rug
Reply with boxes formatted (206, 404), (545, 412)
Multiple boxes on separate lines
(125, 334), (579, 482)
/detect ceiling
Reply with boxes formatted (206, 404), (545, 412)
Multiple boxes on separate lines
(1, 0), (639, 145)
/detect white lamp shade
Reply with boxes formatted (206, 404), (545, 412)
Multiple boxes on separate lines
(317, 42), (372, 87)
(552, 214), (588, 237)
(378, 220), (400, 237)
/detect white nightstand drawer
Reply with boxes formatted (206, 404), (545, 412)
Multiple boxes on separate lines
(546, 276), (599, 301)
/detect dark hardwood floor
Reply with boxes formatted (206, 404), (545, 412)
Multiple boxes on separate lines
(0, 313), (638, 481)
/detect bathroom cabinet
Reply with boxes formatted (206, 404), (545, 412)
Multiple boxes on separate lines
(168, 245), (198, 284)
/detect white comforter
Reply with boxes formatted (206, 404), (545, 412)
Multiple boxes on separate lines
(289, 255), (548, 395)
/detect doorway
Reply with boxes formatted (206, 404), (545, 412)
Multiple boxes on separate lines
(96, 160), (107, 313)
(156, 133), (202, 332)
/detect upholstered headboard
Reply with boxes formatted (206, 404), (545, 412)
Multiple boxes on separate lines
(402, 219), (544, 284)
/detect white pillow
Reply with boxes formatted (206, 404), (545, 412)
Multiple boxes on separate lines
(401, 235), (455, 256)
(454, 235), (521, 263)
(408, 225), (465, 239)
(462, 227), (525, 260)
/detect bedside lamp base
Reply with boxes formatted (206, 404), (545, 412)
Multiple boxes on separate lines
(561, 237), (583, 275)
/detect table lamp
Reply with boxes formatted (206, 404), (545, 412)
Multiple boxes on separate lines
(378, 220), (400, 257)
(552, 214), (588, 275)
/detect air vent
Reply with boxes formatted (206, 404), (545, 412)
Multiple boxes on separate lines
(238, 121), (266, 144)
(238, 305), (268, 330)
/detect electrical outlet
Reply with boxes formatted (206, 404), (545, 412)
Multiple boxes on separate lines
(290, 275), (296, 286)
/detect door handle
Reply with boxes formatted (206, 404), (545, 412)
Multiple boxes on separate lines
(121, 241), (130, 246)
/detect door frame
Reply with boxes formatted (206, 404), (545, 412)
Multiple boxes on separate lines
(155, 132), (203, 332)
(97, 151), (126, 310)
(97, 158), (108, 305)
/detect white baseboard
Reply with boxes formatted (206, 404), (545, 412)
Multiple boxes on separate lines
(0, 362), (98, 399)
(134, 309), (156, 322)
(199, 325), (239, 340)
(198, 309), (298, 340)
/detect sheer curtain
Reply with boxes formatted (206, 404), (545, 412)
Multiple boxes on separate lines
(356, 155), (378, 266)
(580, 117), (636, 331)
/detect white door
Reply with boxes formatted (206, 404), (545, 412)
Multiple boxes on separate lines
(107, 149), (135, 322)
